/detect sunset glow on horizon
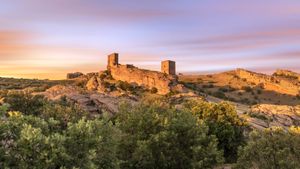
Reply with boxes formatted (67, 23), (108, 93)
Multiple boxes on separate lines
(1, 0), (300, 79)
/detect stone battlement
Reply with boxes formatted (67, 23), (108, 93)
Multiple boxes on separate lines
(107, 53), (179, 94)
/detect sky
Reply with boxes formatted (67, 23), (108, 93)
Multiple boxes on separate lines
(0, 0), (300, 79)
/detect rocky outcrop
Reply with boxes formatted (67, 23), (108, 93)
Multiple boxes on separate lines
(235, 69), (300, 96)
(39, 85), (135, 114)
(274, 69), (300, 81)
(67, 72), (84, 79)
(247, 104), (300, 129)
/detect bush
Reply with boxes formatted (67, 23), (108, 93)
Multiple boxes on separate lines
(241, 86), (252, 92)
(0, 115), (120, 169)
(150, 87), (158, 94)
(4, 92), (47, 116)
(218, 87), (228, 93)
(116, 81), (133, 92)
(184, 101), (247, 162)
(256, 89), (262, 95)
(213, 91), (227, 99)
(0, 104), (9, 117)
(116, 101), (223, 169)
(234, 127), (300, 169)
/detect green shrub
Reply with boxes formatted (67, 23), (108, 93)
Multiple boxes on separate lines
(116, 101), (223, 169)
(150, 87), (158, 94)
(116, 81), (133, 91)
(234, 127), (300, 169)
(184, 101), (247, 163)
(256, 89), (262, 95)
(0, 115), (120, 169)
(218, 87), (228, 93)
(4, 92), (47, 116)
(213, 91), (227, 99)
(241, 86), (252, 92)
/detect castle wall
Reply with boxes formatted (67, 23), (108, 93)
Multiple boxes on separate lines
(110, 65), (177, 94)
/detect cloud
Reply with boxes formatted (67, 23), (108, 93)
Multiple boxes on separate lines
(163, 25), (300, 54)
(2, 0), (180, 24)
(0, 30), (35, 59)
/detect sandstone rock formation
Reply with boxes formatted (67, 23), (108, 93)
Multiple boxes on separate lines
(39, 85), (136, 114)
(274, 69), (300, 81)
(250, 104), (300, 128)
(235, 69), (300, 96)
(235, 103), (300, 130)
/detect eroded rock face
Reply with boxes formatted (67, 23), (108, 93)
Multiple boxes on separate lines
(86, 76), (99, 91)
(86, 76), (110, 93)
(235, 69), (300, 96)
(249, 104), (300, 129)
(274, 69), (300, 81)
(39, 85), (135, 114)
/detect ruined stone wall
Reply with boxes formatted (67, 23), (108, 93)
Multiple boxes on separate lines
(110, 65), (177, 94)
(236, 69), (300, 96)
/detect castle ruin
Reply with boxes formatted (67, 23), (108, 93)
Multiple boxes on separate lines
(107, 53), (179, 94)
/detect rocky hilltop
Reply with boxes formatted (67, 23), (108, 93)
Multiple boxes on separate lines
(235, 68), (300, 96)
(27, 54), (300, 131)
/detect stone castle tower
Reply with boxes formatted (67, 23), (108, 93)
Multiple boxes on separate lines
(161, 60), (176, 75)
(106, 53), (178, 94)
(107, 53), (119, 70)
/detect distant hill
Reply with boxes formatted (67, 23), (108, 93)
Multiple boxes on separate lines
(179, 68), (300, 106)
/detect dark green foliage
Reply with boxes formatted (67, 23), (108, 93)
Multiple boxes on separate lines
(241, 86), (252, 92)
(4, 92), (47, 116)
(41, 100), (88, 129)
(116, 101), (223, 169)
(184, 101), (247, 163)
(234, 128), (300, 169)
(0, 77), (71, 90)
(116, 80), (134, 91)
(218, 87), (228, 93)
(256, 89), (262, 95)
(213, 91), (227, 99)
(0, 115), (120, 169)
(203, 84), (214, 88)
(100, 70), (112, 80)
(248, 112), (269, 121)
(150, 87), (158, 94)
(64, 118), (120, 169)
(0, 104), (9, 117)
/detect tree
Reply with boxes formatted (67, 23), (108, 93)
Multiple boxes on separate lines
(234, 127), (300, 169)
(0, 114), (120, 169)
(0, 115), (66, 168)
(41, 101), (88, 129)
(64, 117), (120, 169)
(184, 100), (247, 162)
(116, 101), (223, 169)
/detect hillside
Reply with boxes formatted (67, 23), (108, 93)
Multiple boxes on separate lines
(1, 68), (300, 130)
(179, 68), (300, 106)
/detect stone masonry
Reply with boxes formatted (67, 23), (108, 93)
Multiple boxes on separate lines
(161, 60), (176, 75)
(107, 53), (178, 94)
